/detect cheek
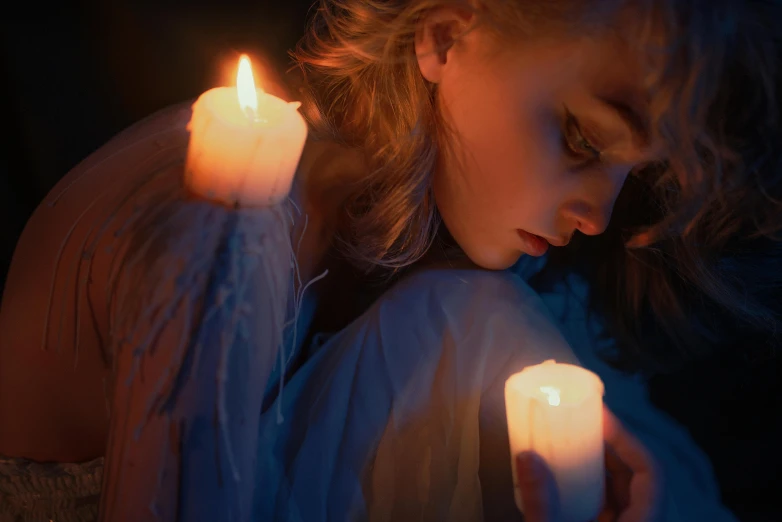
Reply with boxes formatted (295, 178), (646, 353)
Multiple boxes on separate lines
(443, 85), (563, 218)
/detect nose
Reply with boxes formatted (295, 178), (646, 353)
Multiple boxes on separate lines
(561, 200), (612, 236)
(560, 167), (630, 236)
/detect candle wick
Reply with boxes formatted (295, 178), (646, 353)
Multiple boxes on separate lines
(257, 92), (270, 124)
(539, 385), (561, 407)
(243, 106), (268, 125)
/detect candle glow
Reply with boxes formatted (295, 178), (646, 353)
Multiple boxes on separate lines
(505, 360), (605, 522)
(539, 385), (561, 407)
(184, 55), (308, 207)
(237, 55), (259, 119)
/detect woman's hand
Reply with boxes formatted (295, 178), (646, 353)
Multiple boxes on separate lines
(599, 409), (659, 522)
(515, 408), (660, 522)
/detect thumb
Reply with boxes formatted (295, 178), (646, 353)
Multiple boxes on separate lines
(516, 452), (560, 522)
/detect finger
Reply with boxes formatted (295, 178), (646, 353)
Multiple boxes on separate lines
(600, 458), (626, 519)
(603, 408), (660, 522)
(605, 444), (633, 509)
(616, 471), (658, 522)
(597, 508), (617, 522)
(605, 439), (633, 478)
(597, 477), (618, 522)
(516, 452), (560, 522)
(603, 407), (654, 473)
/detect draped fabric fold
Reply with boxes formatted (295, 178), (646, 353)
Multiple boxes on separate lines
(257, 269), (578, 522)
(256, 265), (739, 522)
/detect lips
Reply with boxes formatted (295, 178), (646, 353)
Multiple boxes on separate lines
(516, 229), (549, 256)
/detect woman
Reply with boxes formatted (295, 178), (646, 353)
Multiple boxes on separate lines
(1, 0), (780, 520)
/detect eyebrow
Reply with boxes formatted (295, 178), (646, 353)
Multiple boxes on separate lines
(596, 95), (649, 146)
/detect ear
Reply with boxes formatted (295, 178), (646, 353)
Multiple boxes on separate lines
(415, 7), (475, 84)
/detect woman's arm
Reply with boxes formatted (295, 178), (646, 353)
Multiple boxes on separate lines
(100, 196), (294, 522)
(0, 103), (193, 462)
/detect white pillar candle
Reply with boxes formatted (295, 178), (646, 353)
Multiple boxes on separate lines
(185, 55), (307, 207)
(505, 360), (605, 522)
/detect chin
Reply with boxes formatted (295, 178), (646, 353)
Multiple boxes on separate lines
(462, 243), (521, 271)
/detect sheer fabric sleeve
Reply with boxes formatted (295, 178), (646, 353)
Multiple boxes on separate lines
(257, 268), (579, 522)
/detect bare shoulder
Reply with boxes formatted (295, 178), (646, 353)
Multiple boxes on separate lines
(0, 110), (360, 460)
(1, 101), (193, 347)
(0, 102), (193, 461)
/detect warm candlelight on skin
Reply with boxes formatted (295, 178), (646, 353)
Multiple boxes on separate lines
(505, 360), (605, 522)
(185, 55), (307, 207)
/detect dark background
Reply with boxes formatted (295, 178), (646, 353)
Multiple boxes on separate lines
(1, 1), (779, 520)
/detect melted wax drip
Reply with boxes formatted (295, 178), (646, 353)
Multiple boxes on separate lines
(39, 109), (328, 519)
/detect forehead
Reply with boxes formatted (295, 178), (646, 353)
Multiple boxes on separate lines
(483, 30), (650, 118)
(516, 34), (645, 96)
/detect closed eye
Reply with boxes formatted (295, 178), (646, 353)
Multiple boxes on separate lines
(562, 107), (602, 167)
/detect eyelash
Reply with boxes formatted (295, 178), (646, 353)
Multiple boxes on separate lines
(562, 108), (602, 166)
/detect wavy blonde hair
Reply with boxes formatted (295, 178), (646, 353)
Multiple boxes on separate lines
(292, 0), (782, 369)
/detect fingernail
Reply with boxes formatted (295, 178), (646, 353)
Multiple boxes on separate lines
(517, 452), (544, 480)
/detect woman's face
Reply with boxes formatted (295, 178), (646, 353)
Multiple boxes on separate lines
(417, 13), (658, 269)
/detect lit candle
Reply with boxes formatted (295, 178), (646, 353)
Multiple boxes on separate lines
(185, 55), (307, 207)
(505, 360), (605, 522)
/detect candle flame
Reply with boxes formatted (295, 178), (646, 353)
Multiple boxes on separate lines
(237, 55), (261, 116)
(539, 386), (561, 407)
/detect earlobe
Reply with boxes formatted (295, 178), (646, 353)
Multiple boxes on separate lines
(414, 7), (474, 84)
